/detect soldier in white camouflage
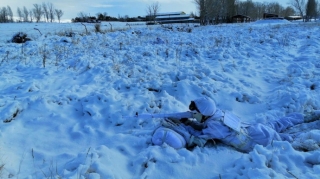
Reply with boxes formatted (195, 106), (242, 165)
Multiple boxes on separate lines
(152, 97), (320, 152)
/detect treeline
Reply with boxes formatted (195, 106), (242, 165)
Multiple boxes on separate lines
(0, 2), (64, 23)
(195, 0), (320, 25)
(194, 0), (297, 25)
(71, 12), (144, 23)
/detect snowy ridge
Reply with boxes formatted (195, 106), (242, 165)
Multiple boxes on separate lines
(0, 21), (320, 178)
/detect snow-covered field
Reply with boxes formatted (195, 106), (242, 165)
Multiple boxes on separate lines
(0, 20), (320, 178)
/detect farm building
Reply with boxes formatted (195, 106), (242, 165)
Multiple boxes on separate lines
(285, 16), (303, 21)
(232, 15), (251, 23)
(263, 13), (284, 19)
(146, 12), (195, 25)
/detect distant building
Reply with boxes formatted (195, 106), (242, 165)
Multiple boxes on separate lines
(263, 13), (284, 20)
(232, 15), (251, 23)
(146, 12), (195, 25)
(284, 16), (303, 21)
(263, 13), (278, 19)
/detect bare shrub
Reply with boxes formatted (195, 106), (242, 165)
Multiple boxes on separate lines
(94, 23), (102, 33)
(0, 164), (4, 177)
(11, 32), (31, 43)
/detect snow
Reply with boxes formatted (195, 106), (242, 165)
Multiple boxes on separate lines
(0, 21), (320, 178)
(254, 18), (292, 24)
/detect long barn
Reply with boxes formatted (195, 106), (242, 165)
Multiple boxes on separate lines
(146, 12), (195, 25)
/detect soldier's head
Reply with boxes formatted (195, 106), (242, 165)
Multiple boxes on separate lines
(189, 97), (216, 122)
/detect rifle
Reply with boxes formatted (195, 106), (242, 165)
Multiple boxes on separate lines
(123, 111), (194, 120)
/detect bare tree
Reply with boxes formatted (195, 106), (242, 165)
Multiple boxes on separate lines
(23, 6), (29, 22)
(306, 0), (317, 21)
(47, 2), (55, 22)
(78, 11), (88, 22)
(237, 0), (255, 17)
(283, 6), (296, 17)
(194, 0), (293, 24)
(209, 0), (220, 24)
(253, 2), (266, 20)
(318, 0), (320, 20)
(42, 2), (49, 22)
(146, 2), (160, 24)
(55, 9), (64, 23)
(193, 0), (205, 25)
(17, 7), (23, 22)
(267, 2), (284, 15)
(0, 7), (8, 23)
(7, 6), (13, 22)
(194, 0), (236, 25)
(33, 4), (42, 23)
(29, 10), (34, 22)
(194, 0), (215, 25)
(290, 0), (305, 21)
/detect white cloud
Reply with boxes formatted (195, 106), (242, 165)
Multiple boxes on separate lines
(90, 4), (114, 8)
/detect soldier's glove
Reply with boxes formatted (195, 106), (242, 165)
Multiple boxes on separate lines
(192, 111), (203, 122)
(180, 118), (191, 125)
(188, 135), (207, 148)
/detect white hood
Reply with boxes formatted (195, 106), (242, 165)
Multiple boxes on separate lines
(193, 97), (216, 116)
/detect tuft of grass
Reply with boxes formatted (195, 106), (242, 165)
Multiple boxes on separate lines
(94, 23), (102, 33)
(0, 164), (4, 177)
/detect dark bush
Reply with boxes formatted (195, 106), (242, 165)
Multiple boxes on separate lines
(11, 32), (32, 43)
(94, 23), (102, 33)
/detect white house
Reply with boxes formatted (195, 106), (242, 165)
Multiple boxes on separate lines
(146, 11), (195, 25)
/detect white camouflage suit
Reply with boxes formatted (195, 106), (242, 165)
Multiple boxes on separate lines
(152, 97), (317, 152)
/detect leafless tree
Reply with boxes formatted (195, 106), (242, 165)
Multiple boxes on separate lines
(55, 9), (64, 23)
(253, 2), (266, 20)
(194, 0), (294, 24)
(17, 7), (23, 22)
(47, 2), (55, 22)
(23, 6), (29, 22)
(237, 0), (256, 18)
(205, 0), (216, 24)
(42, 2), (49, 22)
(29, 10), (34, 22)
(0, 7), (8, 22)
(193, 0), (206, 25)
(318, 1), (320, 20)
(283, 6), (296, 17)
(290, 0), (306, 21)
(235, 1), (294, 20)
(306, 0), (317, 21)
(7, 6), (13, 22)
(146, 2), (160, 24)
(78, 11), (88, 21)
(194, 0), (236, 25)
(33, 4), (43, 23)
(266, 2), (284, 15)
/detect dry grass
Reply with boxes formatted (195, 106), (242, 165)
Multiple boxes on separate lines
(0, 164), (4, 177)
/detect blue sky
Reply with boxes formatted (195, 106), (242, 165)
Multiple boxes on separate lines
(2, 0), (289, 21)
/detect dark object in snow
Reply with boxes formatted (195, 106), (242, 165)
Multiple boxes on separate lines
(147, 88), (160, 92)
(65, 31), (76, 37)
(3, 109), (21, 123)
(11, 32), (31, 43)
